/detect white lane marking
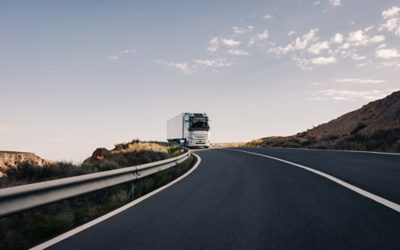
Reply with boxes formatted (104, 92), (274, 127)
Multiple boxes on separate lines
(31, 154), (202, 250)
(233, 149), (400, 213)
(265, 146), (400, 156)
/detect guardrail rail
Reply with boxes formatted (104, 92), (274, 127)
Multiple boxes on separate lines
(0, 150), (191, 217)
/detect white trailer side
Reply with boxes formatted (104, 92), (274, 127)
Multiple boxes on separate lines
(167, 113), (184, 141)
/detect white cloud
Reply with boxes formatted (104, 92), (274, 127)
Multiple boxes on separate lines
(168, 62), (190, 73)
(108, 56), (119, 60)
(268, 45), (294, 55)
(269, 28), (318, 54)
(314, 1), (321, 6)
(381, 18), (400, 37)
(369, 35), (385, 43)
(350, 53), (367, 61)
(228, 49), (249, 56)
(329, 0), (341, 7)
(311, 56), (337, 65)
(120, 49), (136, 54)
(375, 45), (400, 59)
(292, 56), (313, 70)
(221, 38), (241, 47)
(311, 89), (395, 101)
(264, 14), (274, 20)
(294, 29), (319, 50)
(346, 30), (385, 47)
(380, 6), (400, 37)
(308, 41), (330, 54)
(232, 26), (254, 34)
(156, 58), (231, 73)
(376, 61), (400, 70)
(382, 6), (400, 19)
(248, 30), (269, 46)
(336, 78), (386, 84)
(155, 60), (191, 74)
(290, 56), (337, 70)
(331, 33), (344, 44)
(207, 37), (220, 52)
(193, 59), (230, 68)
(347, 30), (367, 43)
(288, 31), (296, 36)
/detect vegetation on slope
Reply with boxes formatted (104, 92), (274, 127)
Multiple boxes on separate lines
(0, 140), (182, 188)
(0, 155), (196, 250)
(248, 91), (400, 153)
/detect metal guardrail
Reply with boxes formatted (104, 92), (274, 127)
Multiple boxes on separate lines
(0, 150), (190, 217)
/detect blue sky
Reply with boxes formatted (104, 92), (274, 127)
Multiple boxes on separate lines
(1, 0), (400, 161)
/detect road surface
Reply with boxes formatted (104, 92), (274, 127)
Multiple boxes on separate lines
(48, 148), (400, 250)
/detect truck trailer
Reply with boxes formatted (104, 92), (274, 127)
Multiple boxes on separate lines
(167, 113), (210, 148)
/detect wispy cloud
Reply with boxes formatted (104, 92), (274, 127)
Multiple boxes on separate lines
(163, 5), (398, 73)
(221, 38), (241, 47)
(207, 37), (241, 52)
(248, 30), (269, 46)
(311, 89), (395, 101)
(269, 28), (319, 54)
(311, 56), (337, 65)
(376, 61), (400, 70)
(232, 26), (254, 34)
(308, 41), (330, 54)
(329, 0), (341, 7)
(380, 6), (400, 37)
(336, 78), (386, 84)
(228, 49), (249, 56)
(155, 60), (191, 74)
(331, 33), (344, 44)
(207, 37), (220, 52)
(120, 49), (136, 54)
(192, 59), (230, 68)
(375, 44), (400, 59)
(108, 56), (119, 60)
(263, 14), (274, 20)
(345, 30), (385, 47)
(108, 49), (137, 61)
(156, 58), (232, 74)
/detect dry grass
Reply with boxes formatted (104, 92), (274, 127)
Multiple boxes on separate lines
(0, 140), (182, 188)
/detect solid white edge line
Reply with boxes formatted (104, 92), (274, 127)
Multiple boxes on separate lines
(233, 149), (400, 214)
(31, 153), (202, 250)
(264, 146), (400, 156)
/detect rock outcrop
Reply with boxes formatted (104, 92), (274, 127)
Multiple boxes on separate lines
(0, 151), (49, 177)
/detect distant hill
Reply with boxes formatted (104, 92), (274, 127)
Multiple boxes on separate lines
(0, 151), (50, 177)
(248, 90), (400, 153)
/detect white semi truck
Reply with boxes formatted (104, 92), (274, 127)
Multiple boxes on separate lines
(167, 113), (210, 148)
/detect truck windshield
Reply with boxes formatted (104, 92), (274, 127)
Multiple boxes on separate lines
(189, 121), (209, 131)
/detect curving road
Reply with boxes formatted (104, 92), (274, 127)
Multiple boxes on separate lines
(48, 148), (400, 250)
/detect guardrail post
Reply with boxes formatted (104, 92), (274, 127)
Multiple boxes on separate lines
(127, 182), (135, 199)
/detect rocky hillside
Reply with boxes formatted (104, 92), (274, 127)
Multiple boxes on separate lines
(0, 151), (50, 177)
(249, 90), (400, 152)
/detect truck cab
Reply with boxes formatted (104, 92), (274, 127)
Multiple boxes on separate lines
(185, 113), (210, 148)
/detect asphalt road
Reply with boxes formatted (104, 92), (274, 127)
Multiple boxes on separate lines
(50, 148), (400, 250)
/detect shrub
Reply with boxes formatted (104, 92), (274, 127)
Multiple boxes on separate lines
(351, 122), (367, 135)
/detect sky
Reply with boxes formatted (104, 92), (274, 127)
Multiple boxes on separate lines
(1, 0), (400, 162)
